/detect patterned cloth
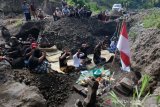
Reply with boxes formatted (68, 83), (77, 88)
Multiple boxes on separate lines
(32, 61), (50, 73)
(108, 41), (117, 53)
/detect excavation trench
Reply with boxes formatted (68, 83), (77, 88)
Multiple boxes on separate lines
(5, 18), (118, 107)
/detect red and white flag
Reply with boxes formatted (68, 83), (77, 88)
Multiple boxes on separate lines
(117, 21), (131, 72)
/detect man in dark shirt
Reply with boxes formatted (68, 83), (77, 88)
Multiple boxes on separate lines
(80, 43), (92, 64)
(80, 43), (88, 59)
(59, 52), (70, 68)
(28, 48), (47, 73)
(59, 49), (75, 73)
(102, 36), (110, 49)
(23, 42), (38, 60)
(6, 37), (22, 59)
(93, 42), (106, 65)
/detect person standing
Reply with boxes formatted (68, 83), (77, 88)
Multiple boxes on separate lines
(62, 6), (70, 16)
(22, 1), (31, 21)
(30, 2), (37, 20)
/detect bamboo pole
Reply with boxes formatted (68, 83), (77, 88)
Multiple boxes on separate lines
(111, 18), (124, 65)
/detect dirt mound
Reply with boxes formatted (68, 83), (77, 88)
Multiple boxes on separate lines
(131, 29), (160, 77)
(13, 70), (79, 107)
(44, 17), (116, 53)
(15, 17), (117, 54)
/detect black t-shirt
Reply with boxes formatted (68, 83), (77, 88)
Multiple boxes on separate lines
(24, 47), (31, 59)
(8, 45), (22, 59)
(93, 48), (101, 60)
(28, 57), (39, 69)
(80, 47), (88, 58)
(98, 14), (102, 20)
(59, 57), (67, 68)
(59, 52), (70, 68)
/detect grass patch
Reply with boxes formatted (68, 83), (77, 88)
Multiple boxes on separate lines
(13, 20), (23, 27)
(143, 10), (160, 29)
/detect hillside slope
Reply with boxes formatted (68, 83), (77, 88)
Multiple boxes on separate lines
(129, 9), (160, 79)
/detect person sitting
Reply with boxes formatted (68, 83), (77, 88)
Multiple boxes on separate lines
(79, 6), (85, 17)
(37, 9), (45, 20)
(26, 34), (36, 43)
(108, 37), (117, 53)
(23, 42), (37, 61)
(105, 9), (110, 21)
(74, 4), (81, 18)
(73, 49), (84, 69)
(5, 37), (26, 69)
(83, 5), (92, 18)
(28, 48), (50, 73)
(37, 34), (51, 48)
(53, 7), (63, 21)
(59, 49), (75, 73)
(80, 43), (92, 64)
(6, 36), (22, 59)
(62, 6), (70, 16)
(69, 6), (76, 17)
(98, 11), (106, 22)
(102, 36), (110, 49)
(93, 42), (106, 65)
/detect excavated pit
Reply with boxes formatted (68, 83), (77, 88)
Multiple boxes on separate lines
(16, 21), (47, 40)
(2, 17), (118, 107)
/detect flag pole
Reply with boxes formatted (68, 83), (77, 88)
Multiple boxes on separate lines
(111, 18), (124, 65)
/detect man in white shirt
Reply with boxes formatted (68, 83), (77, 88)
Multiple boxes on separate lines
(73, 49), (84, 68)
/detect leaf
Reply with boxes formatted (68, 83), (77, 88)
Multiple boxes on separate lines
(138, 74), (151, 99)
(109, 91), (125, 107)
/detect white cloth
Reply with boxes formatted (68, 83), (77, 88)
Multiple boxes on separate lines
(73, 52), (84, 68)
(117, 21), (131, 72)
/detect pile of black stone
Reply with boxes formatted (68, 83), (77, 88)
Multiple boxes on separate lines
(13, 70), (80, 107)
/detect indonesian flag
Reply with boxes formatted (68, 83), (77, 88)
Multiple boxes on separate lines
(117, 21), (131, 72)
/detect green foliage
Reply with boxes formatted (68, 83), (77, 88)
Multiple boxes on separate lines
(13, 20), (23, 27)
(67, 0), (75, 6)
(66, 0), (160, 12)
(109, 91), (125, 107)
(66, 0), (106, 12)
(105, 75), (154, 107)
(143, 10), (160, 29)
(131, 74), (151, 107)
(138, 74), (151, 98)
